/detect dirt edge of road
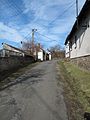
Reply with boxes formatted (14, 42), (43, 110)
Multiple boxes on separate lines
(57, 61), (85, 120)
(0, 62), (39, 91)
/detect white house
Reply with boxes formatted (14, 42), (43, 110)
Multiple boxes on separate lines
(2, 43), (25, 57)
(37, 49), (52, 61)
(65, 0), (90, 59)
(37, 48), (46, 61)
(48, 52), (52, 60)
(38, 49), (43, 61)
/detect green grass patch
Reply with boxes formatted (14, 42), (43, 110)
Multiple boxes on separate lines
(60, 61), (90, 112)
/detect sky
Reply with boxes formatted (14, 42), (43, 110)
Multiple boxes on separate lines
(0, 0), (86, 50)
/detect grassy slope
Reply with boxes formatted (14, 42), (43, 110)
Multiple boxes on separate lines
(58, 61), (90, 120)
(64, 62), (90, 111)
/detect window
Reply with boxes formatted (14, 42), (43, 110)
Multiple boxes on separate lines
(69, 41), (72, 50)
(75, 36), (77, 49)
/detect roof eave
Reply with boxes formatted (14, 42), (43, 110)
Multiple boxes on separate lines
(64, 0), (90, 45)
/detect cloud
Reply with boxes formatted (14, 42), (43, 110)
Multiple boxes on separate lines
(20, 0), (86, 47)
(0, 22), (23, 42)
(0, 0), (86, 49)
(23, 0), (71, 21)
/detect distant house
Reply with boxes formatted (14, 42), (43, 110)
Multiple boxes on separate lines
(65, 0), (90, 59)
(37, 48), (45, 61)
(37, 50), (52, 61)
(49, 53), (52, 60)
(47, 52), (52, 60)
(2, 43), (25, 57)
(34, 43), (51, 61)
(37, 43), (46, 61)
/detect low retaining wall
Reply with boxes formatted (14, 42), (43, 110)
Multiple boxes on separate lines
(0, 56), (35, 79)
(70, 55), (90, 71)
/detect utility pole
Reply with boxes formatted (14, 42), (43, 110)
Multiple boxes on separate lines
(76, 0), (79, 29)
(31, 29), (37, 56)
(32, 29), (37, 43)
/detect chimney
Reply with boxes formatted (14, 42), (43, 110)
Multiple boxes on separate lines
(38, 43), (41, 51)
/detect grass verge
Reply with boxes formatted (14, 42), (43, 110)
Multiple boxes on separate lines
(58, 61), (90, 120)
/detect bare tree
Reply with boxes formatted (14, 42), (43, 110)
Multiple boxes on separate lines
(22, 40), (44, 57)
(22, 40), (34, 55)
(22, 41), (32, 50)
(48, 44), (65, 59)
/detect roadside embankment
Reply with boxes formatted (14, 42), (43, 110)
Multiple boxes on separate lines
(58, 61), (90, 120)
(70, 56), (90, 71)
(0, 56), (35, 80)
(0, 62), (38, 90)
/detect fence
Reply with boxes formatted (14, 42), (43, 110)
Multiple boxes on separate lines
(0, 55), (35, 80)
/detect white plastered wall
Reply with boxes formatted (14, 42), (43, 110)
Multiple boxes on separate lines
(38, 50), (43, 61)
(70, 14), (90, 58)
(65, 42), (70, 58)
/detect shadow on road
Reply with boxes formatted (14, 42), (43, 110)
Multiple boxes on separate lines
(0, 69), (44, 91)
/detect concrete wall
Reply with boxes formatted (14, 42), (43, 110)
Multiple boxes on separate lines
(0, 56), (34, 76)
(70, 55), (90, 71)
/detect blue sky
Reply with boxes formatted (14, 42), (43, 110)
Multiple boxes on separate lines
(0, 0), (86, 49)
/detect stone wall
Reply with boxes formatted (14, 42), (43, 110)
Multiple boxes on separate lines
(70, 55), (90, 71)
(0, 56), (35, 79)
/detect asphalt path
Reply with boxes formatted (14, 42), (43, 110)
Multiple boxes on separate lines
(0, 60), (68, 120)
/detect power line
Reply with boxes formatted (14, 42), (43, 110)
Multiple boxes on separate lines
(28, 0), (75, 27)
(76, 0), (79, 28)
(48, 1), (76, 25)
(37, 32), (59, 42)
(36, 31), (64, 44)
(0, 0), (77, 46)
(22, 31), (32, 42)
(33, 1), (76, 29)
(0, 0), (24, 20)
(8, 0), (24, 17)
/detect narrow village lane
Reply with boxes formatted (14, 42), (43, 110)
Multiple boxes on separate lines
(0, 60), (68, 120)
